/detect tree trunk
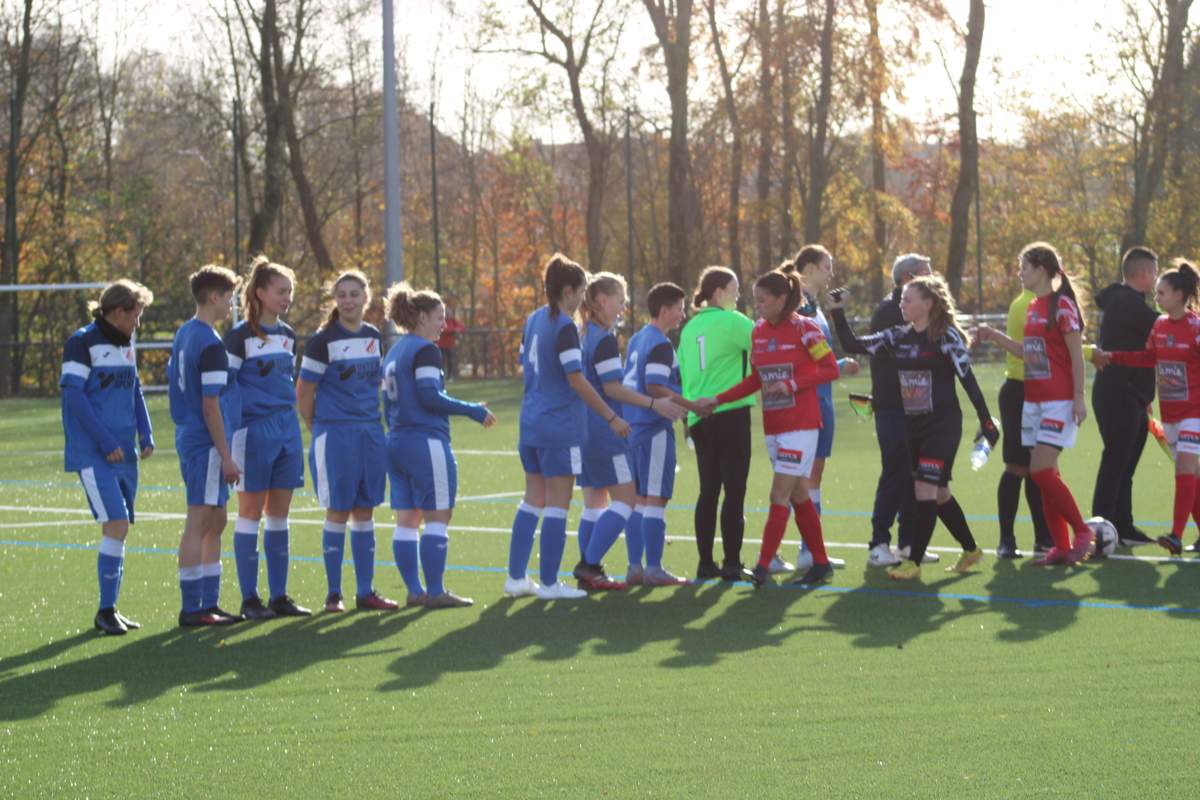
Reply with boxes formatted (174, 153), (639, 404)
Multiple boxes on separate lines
(705, 0), (743, 298)
(866, 0), (887, 301)
(778, 0), (797, 253)
(802, 0), (836, 244)
(248, 0), (286, 257)
(944, 0), (985, 300)
(1, 0), (35, 395)
(755, 0), (773, 271)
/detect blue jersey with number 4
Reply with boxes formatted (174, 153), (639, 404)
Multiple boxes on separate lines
(518, 305), (586, 449)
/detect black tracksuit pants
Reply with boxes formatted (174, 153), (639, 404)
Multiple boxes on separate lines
(1090, 378), (1149, 537)
(690, 406), (752, 567)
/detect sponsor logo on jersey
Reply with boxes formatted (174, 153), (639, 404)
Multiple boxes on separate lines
(1158, 361), (1188, 402)
(767, 338), (778, 352)
(367, 339), (378, 353)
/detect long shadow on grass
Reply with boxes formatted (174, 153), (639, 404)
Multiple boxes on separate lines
(0, 610), (420, 720)
(982, 560), (1080, 642)
(1087, 552), (1164, 611)
(380, 582), (739, 690)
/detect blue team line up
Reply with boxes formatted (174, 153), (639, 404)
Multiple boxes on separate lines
(3, 535), (1198, 617)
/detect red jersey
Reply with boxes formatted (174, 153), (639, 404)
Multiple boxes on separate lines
(1111, 311), (1200, 423)
(1022, 294), (1083, 402)
(716, 313), (839, 434)
(437, 317), (465, 349)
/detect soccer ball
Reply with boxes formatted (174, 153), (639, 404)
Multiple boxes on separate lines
(1087, 517), (1119, 559)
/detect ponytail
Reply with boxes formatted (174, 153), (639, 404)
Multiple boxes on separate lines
(319, 270), (371, 331)
(754, 266), (803, 322)
(1161, 258), (1200, 309)
(385, 281), (442, 331)
(242, 255), (296, 339)
(88, 279), (153, 321)
(691, 266), (737, 310)
(1020, 241), (1087, 334)
(542, 253), (587, 319)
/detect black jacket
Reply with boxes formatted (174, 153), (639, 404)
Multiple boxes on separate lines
(866, 287), (905, 410)
(1094, 282), (1158, 405)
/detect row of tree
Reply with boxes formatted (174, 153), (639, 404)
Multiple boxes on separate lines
(0, 0), (1196, 393)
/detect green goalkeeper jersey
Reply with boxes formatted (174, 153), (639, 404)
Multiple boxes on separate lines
(678, 306), (756, 427)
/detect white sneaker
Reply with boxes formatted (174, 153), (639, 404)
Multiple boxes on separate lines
(868, 543), (901, 567)
(503, 576), (539, 597)
(536, 581), (587, 600)
(768, 554), (794, 574)
(795, 547), (845, 570)
(897, 546), (939, 564)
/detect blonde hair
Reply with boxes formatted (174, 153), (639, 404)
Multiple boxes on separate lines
(385, 281), (442, 331)
(89, 279), (153, 320)
(319, 270), (371, 331)
(906, 275), (969, 345)
(242, 255), (295, 339)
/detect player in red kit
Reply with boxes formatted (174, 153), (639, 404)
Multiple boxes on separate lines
(1094, 259), (1200, 555)
(697, 263), (840, 587)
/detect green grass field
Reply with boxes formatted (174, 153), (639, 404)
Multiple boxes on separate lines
(1, 363), (1196, 798)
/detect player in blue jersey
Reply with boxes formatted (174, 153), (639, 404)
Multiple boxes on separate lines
(224, 256), (310, 620)
(297, 270), (398, 613)
(505, 254), (632, 600)
(572, 272), (685, 591)
(167, 265), (243, 627)
(791, 246), (858, 572)
(382, 282), (496, 609)
(623, 282), (712, 586)
(61, 280), (155, 635)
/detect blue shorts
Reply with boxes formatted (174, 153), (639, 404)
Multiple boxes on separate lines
(816, 395), (836, 459)
(310, 422), (386, 511)
(231, 411), (304, 493)
(388, 433), (458, 511)
(631, 428), (675, 499)
(518, 443), (582, 478)
(78, 461), (138, 523)
(179, 445), (230, 507)
(579, 447), (634, 489)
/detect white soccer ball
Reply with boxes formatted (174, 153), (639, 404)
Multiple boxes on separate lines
(1087, 517), (1119, 559)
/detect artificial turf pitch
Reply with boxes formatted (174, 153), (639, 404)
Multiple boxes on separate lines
(1, 364), (1196, 798)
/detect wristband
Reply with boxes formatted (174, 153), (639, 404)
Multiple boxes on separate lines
(607, 413), (617, 423)
(649, 397), (655, 410)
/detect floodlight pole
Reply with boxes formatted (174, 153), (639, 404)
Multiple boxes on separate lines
(625, 107), (635, 328)
(430, 100), (442, 294)
(382, 0), (404, 288)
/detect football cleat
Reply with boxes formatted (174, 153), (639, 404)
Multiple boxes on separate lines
(356, 591), (400, 611)
(240, 595), (278, 621)
(178, 609), (231, 627)
(1158, 533), (1184, 557)
(641, 567), (689, 587)
(94, 608), (127, 636)
(868, 543), (901, 567)
(624, 565), (644, 587)
(785, 562), (835, 586)
(535, 581), (588, 600)
(323, 592), (345, 613)
(1069, 529), (1095, 562)
(768, 554), (794, 574)
(573, 561), (628, 591)
(741, 563), (771, 589)
(205, 606), (243, 624)
(268, 594), (312, 617)
(888, 560), (921, 580)
(425, 591), (474, 609)
(995, 541), (1024, 560)
(503, 576), (540, 597)
(406, 592), (429, 608)
(1032, 546), (1071, 566)
(695, 560), (723, 580)
(720, 560), (746, 581)
(946, 547), (984, 573)
(1118, 528), (1155, 547)
(114, 610), (141, 630)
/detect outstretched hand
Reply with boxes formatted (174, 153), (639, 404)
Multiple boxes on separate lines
(1091, 349), (1112, 370)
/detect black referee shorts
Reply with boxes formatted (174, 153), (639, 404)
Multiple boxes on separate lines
(906, 411), (963, 487)
(998, 378), (1030, 467)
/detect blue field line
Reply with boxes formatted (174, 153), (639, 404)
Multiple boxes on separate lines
(2, 537), (1198, 616)
(0, 478), (1176, 527)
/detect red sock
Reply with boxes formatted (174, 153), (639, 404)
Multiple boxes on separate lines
(1030, 468), (1079, 550)
(757, 504), (791, 568)
(792, 499), (828, 564)
(1174, 474), (1197, 537)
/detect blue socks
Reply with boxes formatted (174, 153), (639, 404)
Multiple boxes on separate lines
(233, 516), (260, 601)
(322, 522), (346, 595)
(263, 516), (289, 600)
(585, 502), (631, 565)
(392, 525), (423, 595)
(508, 502), (542, 580)
(625, 506), (645, 567)
(578, 507), (600, 559)
(179, 565), (203, 613)
(642, 506), (666, 568)
(421, 522), (450, 597)
(97, 536), (124, 610)
(539, 507), (569, 586)
(200, 562), (221, 609)
(349, 520), (375, 598)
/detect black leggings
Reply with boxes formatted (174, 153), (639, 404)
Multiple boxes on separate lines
(690, 406), (752, 567)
